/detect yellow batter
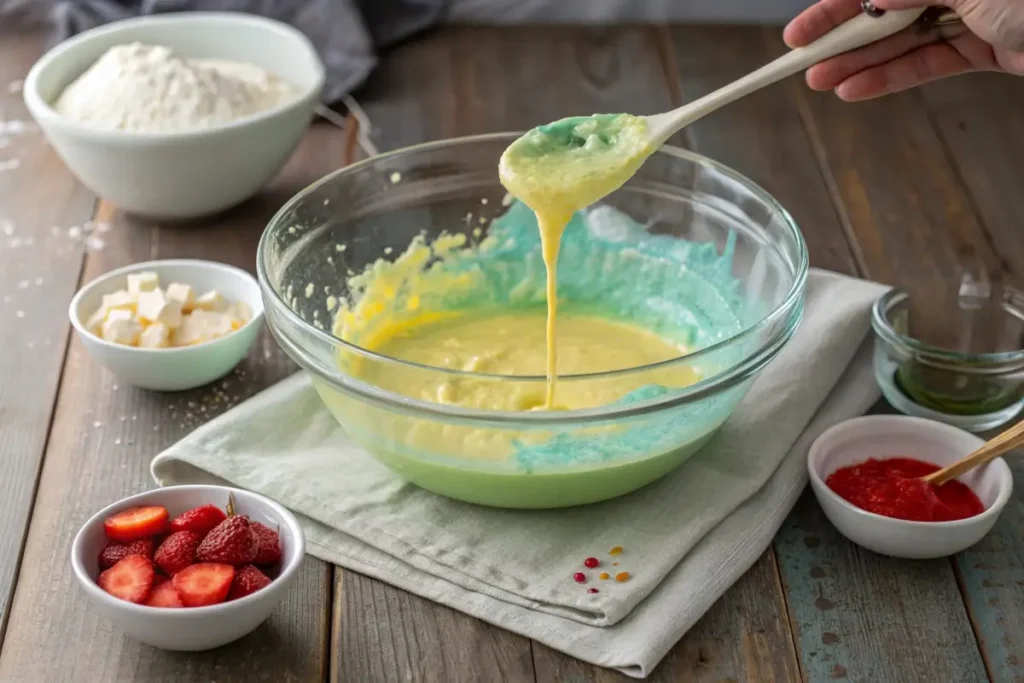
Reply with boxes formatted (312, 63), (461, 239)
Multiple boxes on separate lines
(357, 310), (696, 411)
(497, 114), (653, 407)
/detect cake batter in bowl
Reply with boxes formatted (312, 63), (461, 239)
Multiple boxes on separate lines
(257, 134), (807, 509)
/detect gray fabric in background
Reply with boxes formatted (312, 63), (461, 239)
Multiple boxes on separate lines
(42, 0), (450, 103)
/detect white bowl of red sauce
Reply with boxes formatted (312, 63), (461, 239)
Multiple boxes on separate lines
(808, 415), (1013, 559)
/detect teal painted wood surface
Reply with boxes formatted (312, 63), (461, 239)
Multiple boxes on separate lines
(775, 490), (989, 682)
(953, 448), (1024, 683)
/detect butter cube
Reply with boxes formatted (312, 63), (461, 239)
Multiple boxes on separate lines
(165, 282), (195, 311)
(101, 309), (142, 345)
(194, 290), (228, 312)
(127, 271), (160, 299)
(137, 289), (182, 328)
(102, 290), (136, 314)
(86, 307), (108, 334)
(139, 322), (171, 349)
(174, 310), (233, 346)
(229, 300), (252, 323)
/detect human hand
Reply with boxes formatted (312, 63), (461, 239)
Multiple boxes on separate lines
(784, 0), (1024, 100)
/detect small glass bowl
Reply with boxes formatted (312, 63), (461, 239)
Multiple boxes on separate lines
(871, 283), (1024, 432)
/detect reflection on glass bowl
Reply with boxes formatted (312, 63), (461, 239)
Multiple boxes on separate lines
(257, 134), (807, 509)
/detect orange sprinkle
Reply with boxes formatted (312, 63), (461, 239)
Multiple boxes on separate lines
(609, 546), (623, 555)
(599, 572), (610, 580)
(615, 572), (631, 582)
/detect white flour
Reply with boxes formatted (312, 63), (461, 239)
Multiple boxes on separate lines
(54, 43), (299, 133)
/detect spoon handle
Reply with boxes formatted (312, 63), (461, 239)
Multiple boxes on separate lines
(921, 419), (1024, 486)
(645, 7), (925, 144)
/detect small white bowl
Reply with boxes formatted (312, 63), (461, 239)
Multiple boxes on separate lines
(23, 12), (325, 219)
(69, 259), (264, 391)
(71, 485), (305, 651)
(808, 415), (1013, 560)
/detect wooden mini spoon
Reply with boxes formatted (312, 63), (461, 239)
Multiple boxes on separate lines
(921, 419), (1024, 485)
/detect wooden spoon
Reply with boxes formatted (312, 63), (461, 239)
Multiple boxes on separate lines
(921, 419), (1024, 485)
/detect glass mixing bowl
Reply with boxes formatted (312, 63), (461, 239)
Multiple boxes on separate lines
(257, 134), (807, 509)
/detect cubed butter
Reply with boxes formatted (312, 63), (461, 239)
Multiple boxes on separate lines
(127, 271), (160, 299)
(101, 290), (136, 314)
(174, 310), (234, 346)
(86, 307), (108, 334)
(165, 282), (195, 311)
(137, 289), (182, 328)
(101, 309), (142, 346)
(230, 300), (252, 322)
(139, 322), (171, 348)
(194, 290), (228, 312)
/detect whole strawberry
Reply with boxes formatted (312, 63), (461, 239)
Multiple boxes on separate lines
(250, 522), (282, 566)
(228, 565), (272, 600)
(196, 516), (257, 565)
(169, 504), (227, 538)
(98, 538), (156, 570)
(154, 530), (202, 576)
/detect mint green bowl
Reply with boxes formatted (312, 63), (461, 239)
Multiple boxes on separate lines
(257, 134), (807, 509)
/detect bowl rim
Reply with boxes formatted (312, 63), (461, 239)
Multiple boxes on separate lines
(23, 11), (326, 143)
(68, 258), (265, 355)
(71, 484), (305, 615)
(807, 414), (1014, 530)
(257, 133), (809, 423)
(872, 287), (1024, 365)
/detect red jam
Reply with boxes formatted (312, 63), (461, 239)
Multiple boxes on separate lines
(826, 457), (984, 522)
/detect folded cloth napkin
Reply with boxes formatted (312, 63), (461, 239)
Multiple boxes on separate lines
(43, 0), (449, 103)
(152, 268), (887, 678)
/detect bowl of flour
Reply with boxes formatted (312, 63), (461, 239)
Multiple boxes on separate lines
(23, 12), (325, 220)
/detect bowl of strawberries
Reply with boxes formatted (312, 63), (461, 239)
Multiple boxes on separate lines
(71, 485), (305, 651)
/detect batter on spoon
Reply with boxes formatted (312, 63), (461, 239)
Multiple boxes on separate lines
(498, 113), (652, 408)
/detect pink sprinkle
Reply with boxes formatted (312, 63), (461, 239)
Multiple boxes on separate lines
(583, 557), (600, 568)
(572, 572), (586, 584)
(587, 588), (599, 594)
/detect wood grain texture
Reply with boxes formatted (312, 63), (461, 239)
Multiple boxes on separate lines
(661, 25), (858, 275)
(334, 571), (535, 683)
(920, 70), (1024, 683)
(773, 35), (1016, 680)
(0, 31), (96, 642)
(776, 492), (988, 683)
(921, 73), (1024, 280)
(0, 125), (347, 682)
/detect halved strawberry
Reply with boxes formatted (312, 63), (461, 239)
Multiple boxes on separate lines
(169, 504), (227, 538)
(144, 577), (184, 608)
(250, 522), (282, 566)
(172, 563), (235, 607)
(103, 505), (169, 542)
(153, 531), (201, 576)
(228, 565), (272, 600)
(97, 554), (155, 604)
(98, 538), (156, 570)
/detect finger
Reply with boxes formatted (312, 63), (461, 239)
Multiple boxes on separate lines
(833, 40), (976, 100)
(783, 0), (863, 48)
(803, 23), (944, 91)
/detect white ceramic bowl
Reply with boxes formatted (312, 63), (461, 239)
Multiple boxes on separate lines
(23, 12), (325, 219)
(808, 415), (1013, 560)
(69, 259), (264, 391)
(71, 485), (305, 651)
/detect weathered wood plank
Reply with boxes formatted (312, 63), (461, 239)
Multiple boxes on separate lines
(0, 125), (345, 682)
(920, 71), (1024, 683)
(769, 29), (1006, 682)
(0, 31), (96, 642)
(335, 571), (536, 683)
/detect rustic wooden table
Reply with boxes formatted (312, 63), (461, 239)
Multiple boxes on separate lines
(0, 24), (1021, 683)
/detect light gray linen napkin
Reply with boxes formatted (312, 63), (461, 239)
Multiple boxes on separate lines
(152, 268), (887, 678)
